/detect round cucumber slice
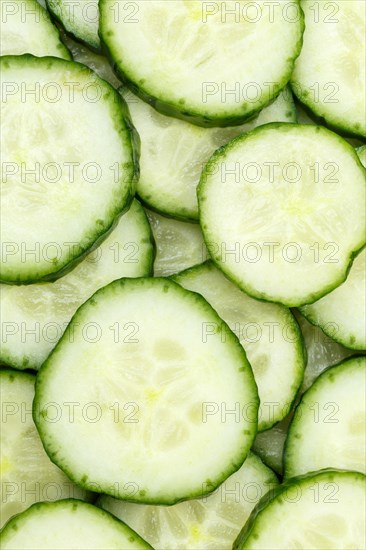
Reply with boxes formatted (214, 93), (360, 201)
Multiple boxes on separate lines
(198, 123), (366, 307)
(357, 145), (366, 166)
(284, 356), (366, 478)
(173, 261), (305, 431)
(234, 469), (366, 550)
(99, 0), (303, 126)
(0, 0), (71, 58)
(46, 0), (100, 51)
(34, 277), (258, 504)
(0, 55), (137, 284)
(0, 200), (153, 371)
(98, 453), (278, 550)
(146, 210), (208, 277)
(0, 370), (90, 528)
(291, 0), (366, 137)
(0, 499), (153, 549)
(124, 86), (296, 221)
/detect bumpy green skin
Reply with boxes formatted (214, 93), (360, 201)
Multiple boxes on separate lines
(46, 0), (101, 52)
(233, 469), (366, 549)
(99, 0), (304, 128)
(198, 122), (366, 307)
(0, 55), (139, 285)
(0, 499), (154, 549)
(33, 277), (259, 504)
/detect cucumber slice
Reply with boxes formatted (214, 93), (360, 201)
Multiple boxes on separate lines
(284, 356), (366, 478)
(299, 248), (366, 350)
(198, 123), (366, 307)
(234, 469), (366, 550)
(173, 261), (305, 431)
(0, 200), (153, 371)
(46, 0), (100, 51)
(33, 278), (258, 504)
(291, 0), (366, 137)
(252, 311), (354, 475)
(124, 86), (296, 221)
(0, 499), (153, 549)
(146, 210), (208, 277)
(0, 55), (137, 284)
(0, 0), (71, 58)
(0, 370), (89, 528)
(99, 0), (303, 127)
(98, 453), (278, 550)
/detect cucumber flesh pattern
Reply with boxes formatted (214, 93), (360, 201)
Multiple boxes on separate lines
(234, 470), (366, 550)
(198, 123), (366, 306)
(0, 371), (89, 529)
(34, 278), (258, 504)
(0, 200), (153, 370)
(99, 0), (303, 125)
(0, 499), (153, 549)
(98, 453), (278, 550)
(284, 356), (366, 478)
(0, 0), (71, 58)
(173, 261), (305, 432)
(0, 55), (135, 283)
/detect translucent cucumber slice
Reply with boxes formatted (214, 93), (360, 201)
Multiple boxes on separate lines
(291, 0), (366, 137)
(99, 0), (303, 126)
(62, 35), (121, 88)
(146, 210), (208, 277)
(98, 453), (278, 550)
(0, 55), (137, 284)
(198, 123), (366, 307)
(234, 469), (366, 550)
(124, 86), (296, 221)
(284, 356), (366, 478)
(0, 370), (90, 528)
(295, 311), (354, 392)
(252, 416), (291, 476)
(0, 500), (153, 549)
(34, 278), (258, 504)
(0, 200), (153, 371)
(0, 0), (71, 58)
(46, 0), (100, 51)
(173, 261), (305, 431)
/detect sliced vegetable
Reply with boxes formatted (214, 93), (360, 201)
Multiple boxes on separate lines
(291, 0), (366, 137)
(34, 278), (258, 504)
(0, 55), (137, 283)
(99, 0), (303, 126)
(234, 469), (366, 549)
(146, 210), (208, 277)
(284, 356), (366, 478)
(0, 0), (71, 58)
(0, 370), (89, 528)
(124, 87), (296, 221)
(46, 0), (100, 51)
(98, 453), (278, 550)
(0, 499), (153, 549)
(173, 261), (305, 431)
(198, 123), (366, 306)
(0, 200), (153, 371)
